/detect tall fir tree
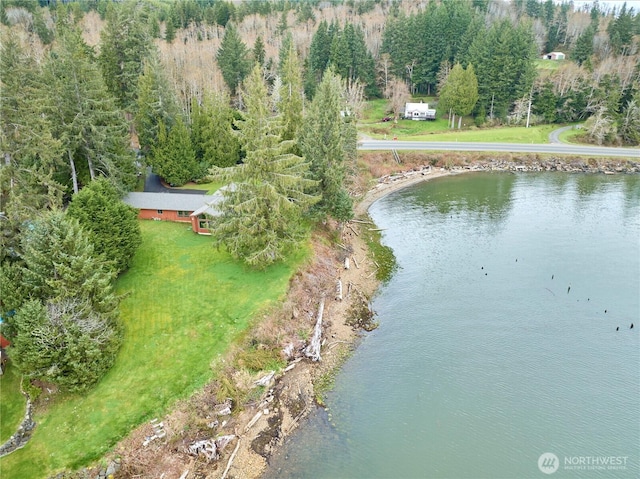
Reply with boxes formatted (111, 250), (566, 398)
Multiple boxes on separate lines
(66, 179), (142, 275)
(607, 3), (635, 55)
(152, 117), (199, 186)
(329, 23), (378, 97)
(572, 25), (596, 66)
(192, 92), (241, 170)
(0, 35), (64, 261)
(299, 69), (354, 222)
(468, 19), (537, 120)
(253, 34), (265, 66)
(216, 24), (251, 95)
(208, 65), (318, 268)
(308, 19), (331, 80)
(45, 26), (136, 193)
(135, 55), (180, 159)
(278, 41), (305, 146)
(99, 0), (153, 112)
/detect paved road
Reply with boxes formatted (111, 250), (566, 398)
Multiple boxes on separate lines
(548, 125), (576, 144)
(358, 140), (639, 159)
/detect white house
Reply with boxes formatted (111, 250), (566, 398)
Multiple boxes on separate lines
(542, 51), (565, 60)
(404, 102), (436, 120)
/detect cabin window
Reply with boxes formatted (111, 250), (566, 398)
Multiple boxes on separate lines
(177, 210), (190, 217)
(198, 214), (211, 230)
(157, 210), (163, 214)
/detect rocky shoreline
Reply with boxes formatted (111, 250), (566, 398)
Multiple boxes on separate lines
(218, 156), (640, 479)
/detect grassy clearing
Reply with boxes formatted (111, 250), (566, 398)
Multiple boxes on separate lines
(359, 97), (450, 139)
(0, 363), (26, 444)
(360, 98), (391, 124)
(386, 124), (560, 143)
(0, 221), (305, 478)
(178, 180), (223, 194)
(362, 97), (438, 123)
(359, 98), (586, 145)
(535, 59), (566, 70)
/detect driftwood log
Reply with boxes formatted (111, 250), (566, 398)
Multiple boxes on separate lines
(347, 224), (359, 236)
(304, 298), (325, 361)
(221, 438), (241, 479)
(336, 280), (343, 301)
(244, 411), (263, 432)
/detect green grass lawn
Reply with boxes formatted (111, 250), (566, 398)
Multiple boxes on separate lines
(178, 180), (223, 194)
(359, 98), (588, 145)
(0, 221), (306, 478)
(401, 124), (560, 143)
(0, 362), (26, 444)
(360, 98), (450, 139)
(535, 59), (566, 70)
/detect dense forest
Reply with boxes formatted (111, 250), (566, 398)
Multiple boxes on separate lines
(1, 0), (639, 398)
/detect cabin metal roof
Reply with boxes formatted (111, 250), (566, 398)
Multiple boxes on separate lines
(123, 192), (218, 212)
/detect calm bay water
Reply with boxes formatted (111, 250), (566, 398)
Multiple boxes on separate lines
(265, 172), (640, 479)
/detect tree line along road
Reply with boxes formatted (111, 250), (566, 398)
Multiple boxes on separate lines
(357, 140), (639, 159)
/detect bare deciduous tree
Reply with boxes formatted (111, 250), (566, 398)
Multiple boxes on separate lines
(584, 106), (616, 145)
(385, 77), (411, 121)
(343, 77), (366, 119)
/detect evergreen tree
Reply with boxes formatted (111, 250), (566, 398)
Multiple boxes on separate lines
(607, 2), (634, 55)
(278, 42), (305, 145)
(439, 63), (479, 128)
(278, 32), (294, 74)
(6, 210), (122, 391)
(99, 0), (153, 112)
(164, 18), (176, 42)
(216, 24), (251, 95)
(192, 92), (241, 170)
(152, 117), (198, 186)
(308, 19), (332, 81)
(253, 35), (265, 66)
(209, 65), (318, 268)
(66, 179), (142, 274)
(469, 19), (537, 120)
(299, 69), (354, 222)
(135, 55), (180, 158)
(19, 211), (118, 314)
(533, 80), (558, 123)
(45, 27), (136, 193)
(328, 23), (378, 97)
(0, 35), (64, 257)
(9, 298), (121, 391)
(277, 10), (288, 35)
(572, 25), (595, 66)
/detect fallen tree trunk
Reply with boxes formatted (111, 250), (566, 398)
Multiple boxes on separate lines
(305, 298), (325, 362)
(221, 438), (241, 479)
